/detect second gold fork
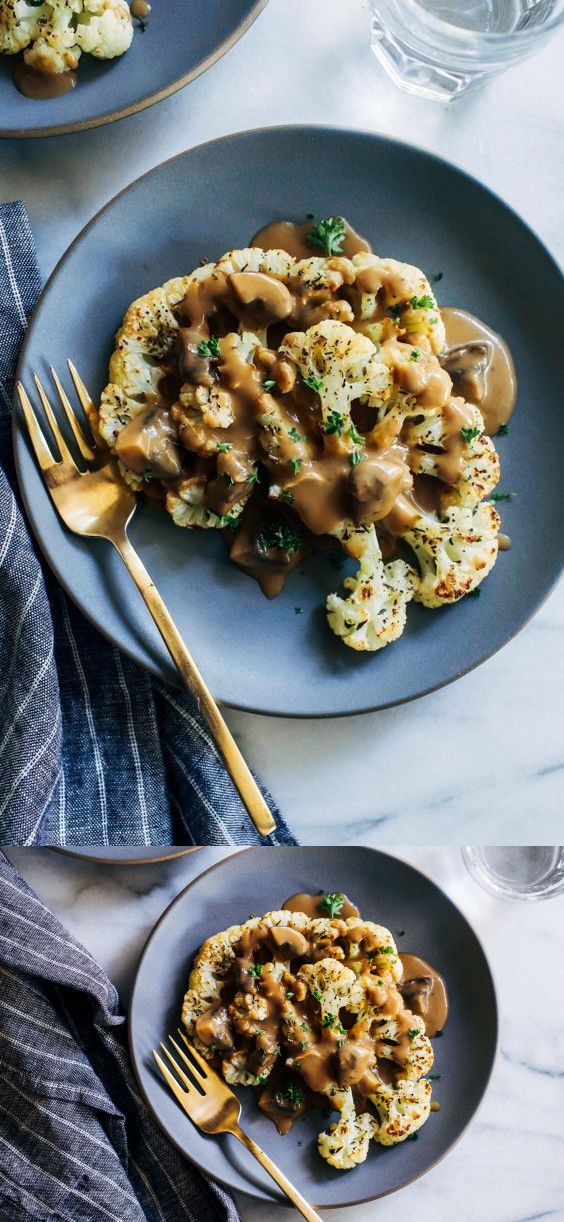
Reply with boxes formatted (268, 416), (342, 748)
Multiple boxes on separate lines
(16, 363), (276, 838)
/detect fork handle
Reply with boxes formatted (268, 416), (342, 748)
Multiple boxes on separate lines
(232, 1124), (322, 1221)
(112, 533), (276, 837)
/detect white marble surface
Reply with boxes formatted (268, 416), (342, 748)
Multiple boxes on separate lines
(3, 846), (564, 1222)
(1, 0), (564, 845)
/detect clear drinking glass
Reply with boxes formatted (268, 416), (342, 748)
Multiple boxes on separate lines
(462, 846), (564, 901)
(369, 0), (564, 102)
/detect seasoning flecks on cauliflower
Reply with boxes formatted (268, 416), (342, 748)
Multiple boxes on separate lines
(318, 1086), (375, 1170)
(404, 501), (500, 606)
(279, 320), (391, 439)
(327, 522), (418, 651)
(370, 1078), (432, 1146)
(0, 0), (133, 74)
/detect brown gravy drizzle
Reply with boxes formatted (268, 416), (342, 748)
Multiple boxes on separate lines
(11, 60), (77, 100)
(115, 215), (516, 593)
(131, 0), (152, 18)
(441, 307), (517, 436)
(194, 891), (447, 1137)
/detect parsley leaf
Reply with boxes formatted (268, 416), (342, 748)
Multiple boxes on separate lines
(245, 466), (260, 485)
(323, 410), (344, 437)
(349, 451), (366, 467)
(216, 442), (233, 453)
(408, 1029), (419, 1038)
(319, 892), (344, 917)
(322, 1014), (335, 1028)
(289, 458), (302, 474)
(307, 215), (346, 257)
(410, 294), (435, 310)
(460, 426), (481, 444)
(276, 1082), (306, 1106)
(257, 521), (302, 555)
(489, 491), (517, 501)
(196, 337), (220, 359)
(497, 422), (510, 436)
(288, 426), (303, 442)
(303, 375), (323, 392)
(247, 965), (263, 978)
(409, 349), (421, 362)
(347, 424), (365, 446)
(263, 379), (276, 391)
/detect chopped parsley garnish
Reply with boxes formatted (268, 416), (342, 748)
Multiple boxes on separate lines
(387, 304), (402, 323)
(434, 1029), (444, 1038)
(300, 1041), (308, 1050)
(323, 410), (344, 437)
(281, 490), (295, 504)
(141, 468), (153, 483)
(276, 1081), (306, 1107)
(216, 442), (233, 453)
(319, 892), (344, 917)
(256, 1071), (269, 1084)
(289, 458), (302, 475)
(257, 521), (302, 555)
(408, 1029), (419, 1039)
(247, 965), (263, 978)
(245, 466), (260, 485)
(263, 379), (276, 391)
(410, 294), (435, 310)
(322, 1014), (335, 1028)
(303, 375), (323, 392)
(196, 337), (221, 359)
(349, 450), (366, 467)
(468, 587), (481, 598)
(294, 606), (303, 615)
(223, 472), (234, 486)
(489, 491), (517, 501)
(460, 426), (481, 444)
(431, 271), (443, 283)
(379, 946), (394, 955)
(409, 349), (421, 362)
(406, 1132), (419, 1142)
(497, 422), (510, 435)
(311, 990), (323, 1002)
(307, 215), (345, 257)
(428, 1074), (441, 1080)
(286, 991), (294, 999)
(347, 424), (365, 446)
(217, 510), (240, 530)
(288, 426), (303, 442)
(397, 930), (405, 937)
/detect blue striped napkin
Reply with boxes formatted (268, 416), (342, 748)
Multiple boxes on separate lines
(0, 202), (296, 848)
(0, 851), (241, 1222)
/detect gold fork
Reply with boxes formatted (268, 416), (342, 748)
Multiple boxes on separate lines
(16, 365), (276, 838)
(154, 1032), (322, 1221)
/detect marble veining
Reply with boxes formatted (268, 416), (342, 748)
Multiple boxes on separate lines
(4, 847), (564, 1222)
(0, 0), (562, 844)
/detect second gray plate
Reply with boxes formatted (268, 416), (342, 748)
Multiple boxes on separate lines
(129, 846), (498, 1208)
(14, 126), (564, 715)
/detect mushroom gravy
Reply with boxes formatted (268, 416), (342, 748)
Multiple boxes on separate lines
(192, 893), (447, 1136)
(11, 61), (77, 100)
(113, 215), (515, 596)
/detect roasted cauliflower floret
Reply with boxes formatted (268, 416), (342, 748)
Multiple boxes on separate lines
(74, 0), (133, 60)
(0, 0), (132, 71)
(370, 1078), (432, 1146)
(326, 523), (418, 652)
(352, 253), (445, 355)
(404, 501), (500, 606)
(299, 958), (364, 1020)
(375, 1014), (434, 1081)
(410, 427), (500, 509)
(279, 321), (391, 438)
(317, 1086), (375, 1170)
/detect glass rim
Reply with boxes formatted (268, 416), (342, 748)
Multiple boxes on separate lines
(371, 0), (564, 42)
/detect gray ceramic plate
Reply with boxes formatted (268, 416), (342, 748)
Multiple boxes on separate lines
(128, 846), (499, 1208)
(14, 127), (564, 716)
(52, 846), (200, 864)
(0, 1), (268, 138)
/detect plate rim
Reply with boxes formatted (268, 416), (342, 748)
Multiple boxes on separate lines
(50, 846), (201, 864)
(13, 123), (564, 718)
(128, 845), (500, 1208)
(0, 0), (269, 139)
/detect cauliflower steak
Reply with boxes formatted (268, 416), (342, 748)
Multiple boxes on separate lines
(182, 904), (439, 1170)
(97, 217), (511, 653)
